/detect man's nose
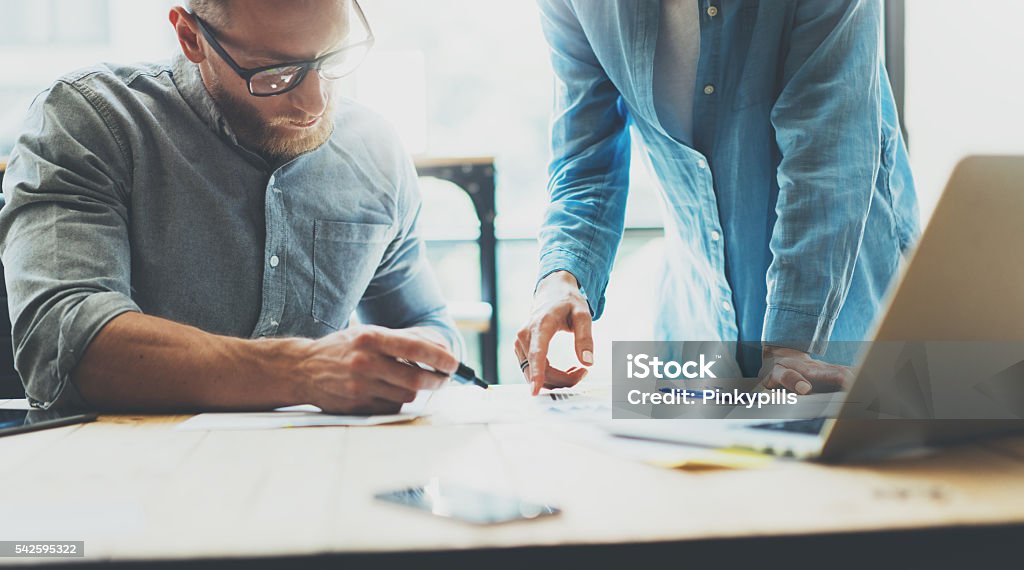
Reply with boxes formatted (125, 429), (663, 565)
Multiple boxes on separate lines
(289, 70), (330, 117)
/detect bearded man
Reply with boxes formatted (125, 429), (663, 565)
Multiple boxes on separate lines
(0, 0), (464, 413)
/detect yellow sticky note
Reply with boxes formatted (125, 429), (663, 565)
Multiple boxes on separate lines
(650, 447), (775, 471)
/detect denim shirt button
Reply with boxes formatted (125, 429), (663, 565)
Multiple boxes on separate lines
(269, 255), (280, 268)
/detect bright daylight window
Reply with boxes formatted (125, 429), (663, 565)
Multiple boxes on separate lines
(903, 0), (1024, 222)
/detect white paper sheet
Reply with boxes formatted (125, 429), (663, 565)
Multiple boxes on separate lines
(408, 382), (613, 425)
(175, 409), (421, 431)
(0, 399), (34, 410)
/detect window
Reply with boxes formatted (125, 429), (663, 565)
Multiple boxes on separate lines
(903, 0), (1024, 222)
(356, 0), (666, 383)
(356, 0), (665, 236)
(0, 0), (110, 46)
(0, 0), (177, 155)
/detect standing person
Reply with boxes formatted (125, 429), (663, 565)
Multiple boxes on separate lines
(517, 0), (918, 394)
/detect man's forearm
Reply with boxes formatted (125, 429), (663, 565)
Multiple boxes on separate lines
(73, 312), (310, 412)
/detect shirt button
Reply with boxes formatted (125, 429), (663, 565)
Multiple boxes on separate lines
(722, 301), (732, 312)
(707, 5), (718, 17)
(710, 231), (721, 242)
(704, 84), (716, 95)
(697, 159), (707, 169)
(269, 255), (280, 268)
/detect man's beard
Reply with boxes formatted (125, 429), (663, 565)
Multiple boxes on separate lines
(206, 73), (335, 164)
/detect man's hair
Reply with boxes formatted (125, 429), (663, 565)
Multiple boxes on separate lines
(188, 0), (231, 29)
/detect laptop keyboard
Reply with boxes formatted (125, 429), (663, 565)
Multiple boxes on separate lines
(749, 418), (827, 435)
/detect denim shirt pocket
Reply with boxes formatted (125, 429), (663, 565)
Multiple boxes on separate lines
(312, 220), (391, 330)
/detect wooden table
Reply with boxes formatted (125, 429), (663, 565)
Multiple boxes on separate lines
(2, 391), (1024, 567)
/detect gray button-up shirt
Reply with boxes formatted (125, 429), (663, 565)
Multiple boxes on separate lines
(0, 55), (464, 410)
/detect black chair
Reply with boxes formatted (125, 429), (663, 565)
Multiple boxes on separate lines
(414, 157), (499, 383)
(0, 164), (25, 398)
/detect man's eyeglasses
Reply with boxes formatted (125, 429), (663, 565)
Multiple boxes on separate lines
(187, 1), (374, 97)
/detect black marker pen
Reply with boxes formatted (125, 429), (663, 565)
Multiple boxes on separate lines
(451, 362), (489, 390)
(399, 359), (489, 389)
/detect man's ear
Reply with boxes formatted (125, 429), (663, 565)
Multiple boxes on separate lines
(169, 6), (206, 64)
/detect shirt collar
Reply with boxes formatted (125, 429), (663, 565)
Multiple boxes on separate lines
(170, 54), (242, 147)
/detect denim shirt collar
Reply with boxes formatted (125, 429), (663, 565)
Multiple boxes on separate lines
(170, 54), (243, 149)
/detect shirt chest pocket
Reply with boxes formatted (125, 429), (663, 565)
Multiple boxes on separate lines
(312, 220), (392, 330)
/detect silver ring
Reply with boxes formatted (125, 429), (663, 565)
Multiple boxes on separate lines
(519, 360), (529, 371)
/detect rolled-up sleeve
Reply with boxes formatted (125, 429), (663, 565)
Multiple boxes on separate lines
(0, 80), (141, 410)
(356, 155), (466, 360)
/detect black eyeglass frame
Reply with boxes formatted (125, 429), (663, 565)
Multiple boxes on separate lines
(186, 1), (374, 97)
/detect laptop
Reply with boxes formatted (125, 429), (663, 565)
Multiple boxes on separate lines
(607, 156), (1024, 462)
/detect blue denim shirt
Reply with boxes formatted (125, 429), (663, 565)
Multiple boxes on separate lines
(536, 0), (919, 370)
(0, 56), (463, 410)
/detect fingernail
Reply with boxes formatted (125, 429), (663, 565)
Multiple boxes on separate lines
(795, 380), (812, 395)
(582, 350), (594, 365)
